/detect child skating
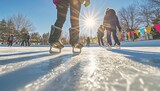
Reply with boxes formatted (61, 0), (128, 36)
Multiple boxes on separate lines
(97, 25), (105, 46)
(103, 8), (121, 50)
(49, 0), (90, 54)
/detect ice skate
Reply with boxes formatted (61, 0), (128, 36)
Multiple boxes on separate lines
(72, 43), (83, 53)
(69, 28), (83, 54)
(49, 25), (64, 54)
(106, 44), (112, 51)
(115, 44), (120, 49)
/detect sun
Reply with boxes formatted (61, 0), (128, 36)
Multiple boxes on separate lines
(85, 17), (96, 28)
(80, 6), (104, 37)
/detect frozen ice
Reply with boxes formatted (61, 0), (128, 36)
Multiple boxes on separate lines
(0, 40), (160, 91)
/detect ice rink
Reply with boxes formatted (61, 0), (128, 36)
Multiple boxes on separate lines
(0, 40), (160, 91)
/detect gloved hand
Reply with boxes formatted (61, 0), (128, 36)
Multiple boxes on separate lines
(84, 0), (90, 7)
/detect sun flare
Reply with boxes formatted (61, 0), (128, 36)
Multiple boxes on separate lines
(85, 17), (96, 28)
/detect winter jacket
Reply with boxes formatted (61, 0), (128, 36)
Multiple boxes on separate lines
(8, 35), (13, 42)
(97, 26), (104, 38)
(103, 9), (121, 31)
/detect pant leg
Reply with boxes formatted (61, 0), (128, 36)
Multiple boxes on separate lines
(107, 30), (112, 45)
(21, 40), (24, 46)
(54, 0), (69, 28)
(112, 30), (120, 45)
(69, 0), (81, 44)
(11, 41), (13, 46)
(98, 36), (101, 46)
(8, 41), (11, 46)
(100, 37), (104, 46)
(49, 0), (69, 43)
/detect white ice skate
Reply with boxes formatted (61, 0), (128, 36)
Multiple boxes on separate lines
(106, 44), (112, 51)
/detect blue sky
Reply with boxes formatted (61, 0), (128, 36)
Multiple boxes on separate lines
(0, 0), (136, 36)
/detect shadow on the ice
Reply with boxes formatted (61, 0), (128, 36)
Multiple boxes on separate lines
(0, 52), (49, 65)
(0, 54), (77, 91)
(41, 62), (82, 91)
(111, 49), (160, 67)
(0, 51), (47, 57)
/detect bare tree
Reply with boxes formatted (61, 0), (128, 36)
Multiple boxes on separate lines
(118, 4), (140, 31)
(138, 0), (160, 25)
(30, 32), (41, 45)
(138, 4), (153, 26)
(11, 14), (35, 32)
(148, 0), (160, 5)
(42, 32), (49, 45)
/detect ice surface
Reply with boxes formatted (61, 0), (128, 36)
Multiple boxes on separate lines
(0, 41), (160, 91)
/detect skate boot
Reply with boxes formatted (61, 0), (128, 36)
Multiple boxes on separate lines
(69, 28), (83, 53)
(106, 43), (112, 51)
(115, 43), (120, 49)
(49, 25), (64, 54)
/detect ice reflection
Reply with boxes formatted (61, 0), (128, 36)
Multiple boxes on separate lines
(88, 55), (96, 77)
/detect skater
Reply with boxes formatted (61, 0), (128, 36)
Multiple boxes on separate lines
(97, 25), (104, 46)
(27, 33), (30, 46)
(49, 0), (90, 53)
(103, 8), (121, 50)
(86, 37), (90, 47)
(21, 32), (28, 46)
(7, 34), (14, 47)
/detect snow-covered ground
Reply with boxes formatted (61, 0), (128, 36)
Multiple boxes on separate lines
(0, 40), (160, 91)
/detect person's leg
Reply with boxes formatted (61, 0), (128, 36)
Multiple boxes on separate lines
(11, 41), (13, 46)
(107, 30), (112, 46)
(101, 37), (104, 46)
(8, 41), (10, 46)
(112, 30), (120, 45)
(21, 40), (24, 46)
(49, 0), (69, 44)
(69, 0), (81, 46)
(98, 36), (101, 46)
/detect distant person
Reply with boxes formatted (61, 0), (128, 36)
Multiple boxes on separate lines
(103, 8), (121, 49)
(8, 34), (14, 47)
(21, 33), (28, 46)
(86, 37), (90, 47)
(97, 25), (104, 46)
(27, 33), (30, 46)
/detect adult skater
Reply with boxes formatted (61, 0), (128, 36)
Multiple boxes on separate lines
(86, 37), (90, 47)
(8, 34), (14, 47)
(103, 8), (121, 50)
(49, 0), (90, 53)
(21, 32), (28, 47)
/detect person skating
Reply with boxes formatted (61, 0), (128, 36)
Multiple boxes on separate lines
(8, 34), (14, 47)
(103, 8), (121, 50)
(86, 37), (90, 47)
(97, 25), (104, 46)
(27, 33), (30, 46)
(21, 33), (28, 47)
(49, 0), (90, 53)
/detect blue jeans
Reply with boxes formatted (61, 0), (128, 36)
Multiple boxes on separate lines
(107, 30), (120, 45)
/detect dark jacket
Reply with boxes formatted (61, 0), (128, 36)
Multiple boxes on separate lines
(103, 9), (121, 31)
(8, 35), (13, 42)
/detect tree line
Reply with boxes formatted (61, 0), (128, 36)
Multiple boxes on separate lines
(0, 14), (50, 45)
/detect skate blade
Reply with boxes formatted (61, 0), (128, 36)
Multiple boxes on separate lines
(49, 47), (61, 54)
(72, 47), (81, 54)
